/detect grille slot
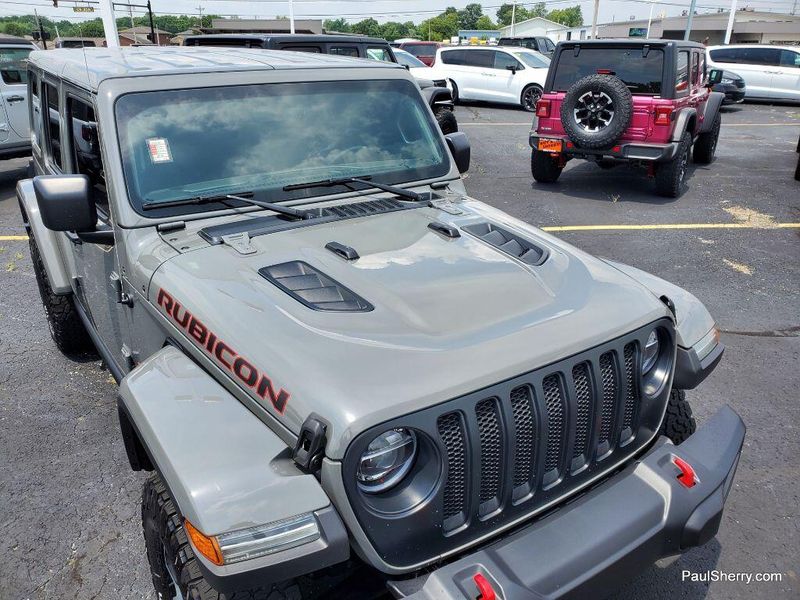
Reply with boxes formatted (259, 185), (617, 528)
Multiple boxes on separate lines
(598, 352), (618, 450)
(571, 363), (592, 466)
(542, 374), (566, 481)
(438, 413), (467, 527)
(475, 399), (503, 515)
(511, 386), (536, 493)
(621, 342), (639, 441)
(463, 222), (548, 265)
(259, 261), (372, 312)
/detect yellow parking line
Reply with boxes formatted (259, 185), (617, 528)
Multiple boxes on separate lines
(541, 223), (800, 232)
(0, 235), (28, 241)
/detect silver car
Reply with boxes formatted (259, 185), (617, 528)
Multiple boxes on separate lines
(0, 36), (37, 159)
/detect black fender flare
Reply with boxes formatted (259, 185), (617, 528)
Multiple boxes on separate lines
(671, 107), (697, 142)
(699, 91), (725, 133)
(421, 85), (454, 108)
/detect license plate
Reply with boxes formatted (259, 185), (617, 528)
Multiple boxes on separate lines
(538, 138), (562, 153)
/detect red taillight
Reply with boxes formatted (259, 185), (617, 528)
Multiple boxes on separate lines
(596, 68), (613, 75)
(655, 106), (673, 126)
(536, 99), (550, 118)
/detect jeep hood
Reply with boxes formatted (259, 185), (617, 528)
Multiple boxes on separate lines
(148, 199), (670, 458)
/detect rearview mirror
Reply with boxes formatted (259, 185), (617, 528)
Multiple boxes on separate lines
(707, 68), (723, 86)
(445, 131), (471, 174)
(33, 175), (96, 232)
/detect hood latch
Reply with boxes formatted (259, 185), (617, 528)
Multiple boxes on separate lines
(293, 414), (328, 473)
(221, 231), (257, 255)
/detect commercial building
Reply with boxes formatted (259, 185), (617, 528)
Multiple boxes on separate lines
(202, 18), (324, 35)
(498, 16), (568, 39)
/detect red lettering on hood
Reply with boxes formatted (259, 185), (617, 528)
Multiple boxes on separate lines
(156, 288), (290, 414)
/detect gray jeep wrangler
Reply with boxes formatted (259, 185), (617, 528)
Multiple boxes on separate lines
(20, 47), (744, 600)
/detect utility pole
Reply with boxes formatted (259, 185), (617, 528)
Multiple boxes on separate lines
(646, 0), (657, 38)
(196, 4), (204, 30)
(146, 0), (157, 45)
(591, 0), (600, 39)
(511, 1), (516, 36)
(34, 9), (47, 50)
(128, 2), (136, 43)
(684, 0), (698, 40)
(724, 0), (738, 43)
(792, 0), (797, 16)
(99, 0), (120, 47)
(289, 0), (295, 34)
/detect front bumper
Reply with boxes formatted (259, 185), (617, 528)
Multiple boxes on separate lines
(529, 134), (680, 163)
(392, 405), (745, 600)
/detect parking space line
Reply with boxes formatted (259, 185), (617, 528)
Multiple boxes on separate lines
(0, 235), (29, 241)
(541, 223), (800, 232)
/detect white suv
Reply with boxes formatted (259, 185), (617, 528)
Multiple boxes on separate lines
(431, 46), (550, 111)
(0, 36), (37, 160)
(706, 44), (800, 102)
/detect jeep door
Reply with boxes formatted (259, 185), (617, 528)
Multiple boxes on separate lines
(38, 79), (130, 370)
(0, 44), (33, 144)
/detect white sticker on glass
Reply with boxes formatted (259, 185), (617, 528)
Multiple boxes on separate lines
(147, 138), (172, 163)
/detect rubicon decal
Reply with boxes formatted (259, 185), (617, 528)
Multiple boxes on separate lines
(157, 288), (290, 414)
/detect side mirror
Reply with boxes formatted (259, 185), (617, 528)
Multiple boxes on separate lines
(445, 131), (471, 174)
(33, 174), (96, 232)
(505, 64), (517, 74)
(707, 68), (723, 86)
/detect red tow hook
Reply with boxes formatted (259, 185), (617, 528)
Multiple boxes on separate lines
(473, 573), (497, 600)
(673, 456), (698, 488)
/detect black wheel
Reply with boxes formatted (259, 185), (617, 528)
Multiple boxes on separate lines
(659, 389), (697, 444)
(531, 149), (563, 183)
(434, 107), (458, 135)
(693, 112), (721, 164)
(654, 131), (692, 198)
(28, 230), (95, 356)
(448, 79), (459, 104)
(520, 84), (543, 112)
(142, 474), (302, 600)
(560, 74), (633, 149)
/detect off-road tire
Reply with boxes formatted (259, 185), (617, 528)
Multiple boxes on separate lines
(531, 149), (563, 183)
(448, 80), (459, 104)
(693, 112), (721, 164)
(434, 107), (458, 135)
(28, 230), (95, 356)
(560, 74), (633, 149)
(659, 389), (697, 444)
(142, 474), (301, 600)
(654, 131), (692, 198)
(520, 84), (543, 112)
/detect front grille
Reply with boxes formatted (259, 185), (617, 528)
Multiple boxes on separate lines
(735, 79), (745, 89)
(343, 320), (674, 568)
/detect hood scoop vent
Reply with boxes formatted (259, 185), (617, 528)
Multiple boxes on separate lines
(260, 261), (373, 312)
(463, 223), (548, 266)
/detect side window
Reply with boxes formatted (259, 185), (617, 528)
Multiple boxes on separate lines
(0, 47), (31, 85)
(463, 50), (494, 68)
(68, 97), (107, 211)
(545, 39), (556, 52)
(741, 48), (781, 66)
(494, 51), (522, 71)
(691, 52), (701, 87)
(43, 82), (62, 170)
(29, 71), (42, 149)
(676, 51), (689, 94)
(281, 45), (321, 53)
(779, 49), (800, 68)
(699, 51), (706, 82)
(441, 50), (464, 65)
(366, 47), (393, 62)
(330, 46), (359, 57)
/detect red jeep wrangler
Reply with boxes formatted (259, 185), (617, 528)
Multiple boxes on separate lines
(530, 40), (725, 197)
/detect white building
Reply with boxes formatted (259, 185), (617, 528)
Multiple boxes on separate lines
(498, 16), (568, 39)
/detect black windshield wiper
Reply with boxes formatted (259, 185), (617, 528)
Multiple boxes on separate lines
(141, 192), (313, 221)
(283, 176), (423, 202)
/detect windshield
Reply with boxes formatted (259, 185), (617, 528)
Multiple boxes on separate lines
(115, 79), (449, 217)
(552, 47), (664, 94)
(395, 50), (427, 69)
(514, 51), (550, 69)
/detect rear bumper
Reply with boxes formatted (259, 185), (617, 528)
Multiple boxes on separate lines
(530, 134), (680, 163)
(392, 405), (745, 600)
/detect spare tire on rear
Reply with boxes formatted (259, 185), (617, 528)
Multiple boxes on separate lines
(560, 74), (633, 149)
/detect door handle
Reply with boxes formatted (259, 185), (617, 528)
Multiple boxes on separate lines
(6, 95), (25, 103)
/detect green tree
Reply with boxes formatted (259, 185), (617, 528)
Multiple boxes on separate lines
(496, 3), (531, 27)
(2, 22), (30, 37)
(351, 17), (382, 38)
(474, 15), (498, 30)
(530, 3), (548, 18)
(417, 11), (459, 41)
(546, 5), (583, 27)
(323, 18), (351, 33)
(457, 3), (484, 30)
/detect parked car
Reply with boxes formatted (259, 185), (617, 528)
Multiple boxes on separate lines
(183, 34), (457, 134)
(712, 69), (746, 104)
(706, 44), (800, 102)
(21, 46), (744, 600)
(498, 36), (556, 57)
(395, 41), (441, 66)
(393, 48), (458, 134)
(432, 46), (551, 111)
(0, 35), (37, 160)
(530, 40), (725, 197)
(54, 37), (97, 48)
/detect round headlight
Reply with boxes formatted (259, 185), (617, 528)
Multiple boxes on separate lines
(357, 428), (418, 494)
(642, 329), (660, 374)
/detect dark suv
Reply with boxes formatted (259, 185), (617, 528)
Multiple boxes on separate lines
(499, 36), (556, 56)
(183, 34), (457, 133)
(530, 40), (725, 197)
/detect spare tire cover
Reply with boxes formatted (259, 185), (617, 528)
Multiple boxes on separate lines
(560, 74), (633, 149)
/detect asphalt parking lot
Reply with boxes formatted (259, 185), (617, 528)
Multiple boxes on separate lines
(1, 101), (798, 600)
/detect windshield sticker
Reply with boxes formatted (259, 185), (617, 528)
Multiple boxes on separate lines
(146, 138), (172, 163)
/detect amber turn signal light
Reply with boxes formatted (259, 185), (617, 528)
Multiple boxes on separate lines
(185, 519), (224, 566)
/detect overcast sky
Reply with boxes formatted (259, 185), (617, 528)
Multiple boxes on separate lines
(6, 0), (798, 28)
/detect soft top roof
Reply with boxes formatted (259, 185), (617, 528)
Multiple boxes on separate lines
(28, 45), (400, 92)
